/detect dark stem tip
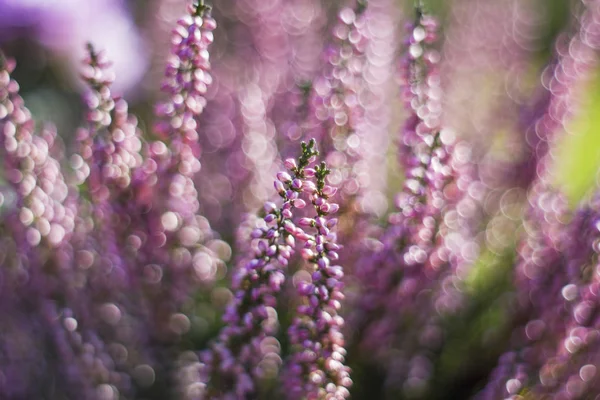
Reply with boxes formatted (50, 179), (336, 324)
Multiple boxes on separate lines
(86, 42), (98, 64)
(356, 0), (368, 15)
(414, 0), (426, 19)
(194, 0), (212, 17)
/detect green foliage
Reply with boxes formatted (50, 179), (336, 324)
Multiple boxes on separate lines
(553, 67), (600, 205)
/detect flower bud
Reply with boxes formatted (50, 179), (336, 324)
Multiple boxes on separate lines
(304, 168), (316, 178)
(284, 158), (298, 170)
(277, 171), (292, 183)
(274, 180), (286, 195)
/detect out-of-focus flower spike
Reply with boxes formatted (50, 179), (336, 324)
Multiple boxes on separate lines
(479, 3), (600, 397)
(398, 4), (441, 170)
(134, 0), (221, 343)
(513, 1), (600, 188)
(353, 3), (449, 334)
(302, 2), (384, 333)
(76, 44), (144, 214)
(440, 0), (541, 190)
(52, 306), (131, 399)
(349, 7), (460, 395)
(0, 56), (73, 253)
(0, 56), (81, 396)
(149, 0), (216, 231)
(525, 200), (600, 397)
(154, 0), (215, 146)
(306, 0), (371, 205)
(218, 0), (300, 228)
(396, 6), (454, 257)
(74, 44), (145, 311)
(77, 44), (145, 243)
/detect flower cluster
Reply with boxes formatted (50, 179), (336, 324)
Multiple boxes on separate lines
(202, 139), (318, 398)
(352, 7), (454, 368)
(5, 0), (600, 399)
(286, 161), (350, 399)
(138, 1), (221, 344)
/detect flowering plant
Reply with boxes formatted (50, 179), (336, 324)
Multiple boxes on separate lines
(3, 0), (600, 399)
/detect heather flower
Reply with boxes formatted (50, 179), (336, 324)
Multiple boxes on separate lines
(153, 1), (215, 143)
(529, 201), (600, 397)
(285, 161), (351, 399)
(344, 8), (466, 397)
(441, 0), (542, 187)
(5, 1), (600, 399)
(307, 1), (369, 203)
(0, 54), (74, 268)
(301, 2), (380, 320)
(0, 54), (74, 293)
(68, 44), (158, 398)
(354, 5), (452, 346)
(396, 9), (454, 253)
(398, 8), (441, 173)
(45, 304), (131, 399)
(514, 0), (600, 188)
(202, 139), (319, 398)
(478, 3), (600, 397)
(77, 44), (144, 194)
(0, 53), (80, 398)
(134, 0), (221, 341)
(74, 44), (145, 274)
(475, 187), (569, 400)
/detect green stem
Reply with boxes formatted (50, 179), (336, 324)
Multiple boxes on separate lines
(194, 0), (212, 16)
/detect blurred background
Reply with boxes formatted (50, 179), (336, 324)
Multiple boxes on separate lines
(1, 0), (598, 205)
(3, 0), (600, 398)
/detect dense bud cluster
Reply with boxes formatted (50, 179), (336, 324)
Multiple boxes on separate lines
(286, 161), (350, 399)
(202, 140), (320, 398)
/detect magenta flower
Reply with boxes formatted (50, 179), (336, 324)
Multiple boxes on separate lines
(285, 161), (351, 399)
(202, 140), (324, 398)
